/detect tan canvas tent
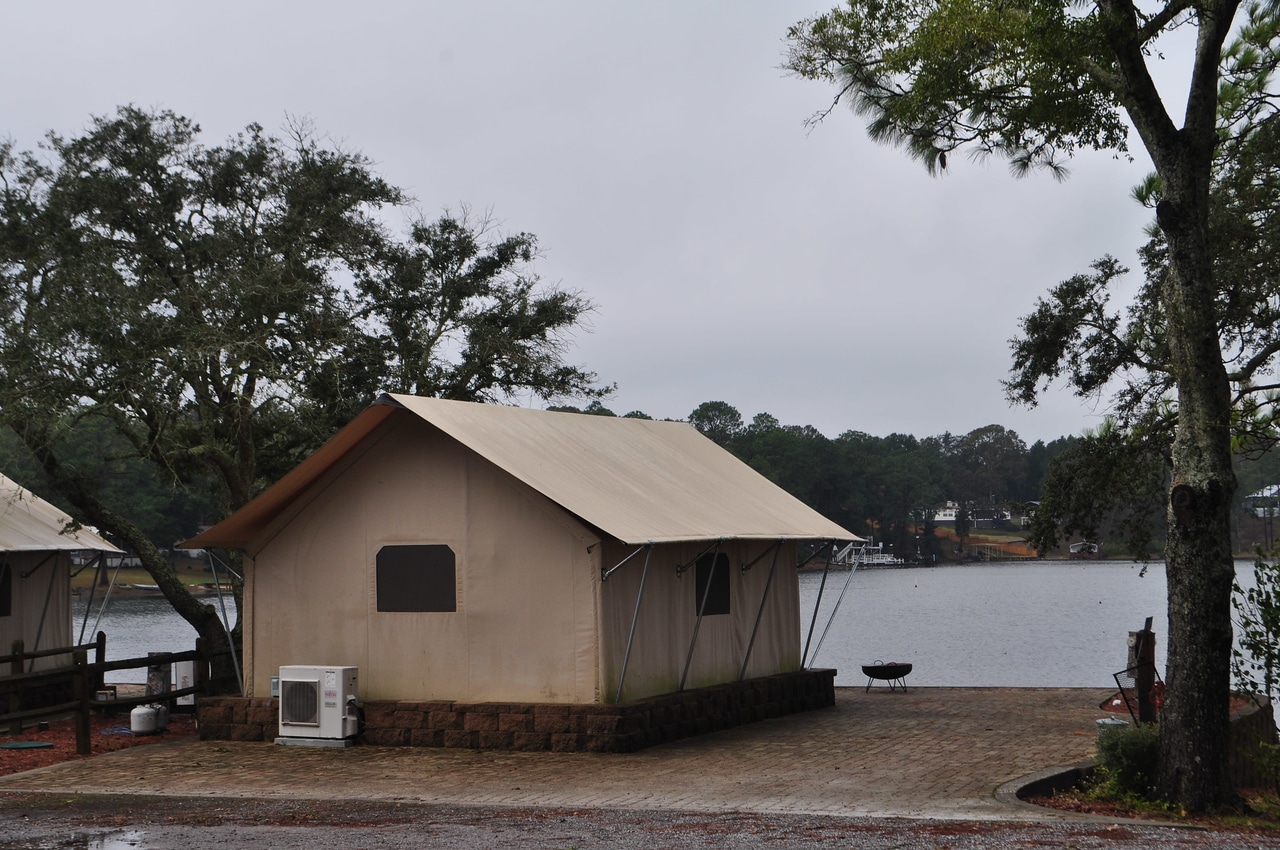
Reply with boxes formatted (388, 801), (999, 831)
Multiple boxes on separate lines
(0, 473), (122, 671)
(186, 394), (859, 704)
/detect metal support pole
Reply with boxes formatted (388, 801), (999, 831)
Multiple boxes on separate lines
(208, 552), (244, 697)
(801, 541), (836, 669)
(809, 543), (865, 666)
(739, 540), (783, 681)
(87, 554), (124, 641)
(613, 543), (655, 702)
(207, 550), (243, 583)
(77, 553), (105, 645)
(30, 553), (60, 668)
(679, 539), (723, 692)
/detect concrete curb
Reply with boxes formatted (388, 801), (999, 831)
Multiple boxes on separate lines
(995, 760), (1097, 818)
(995, 761), (1207, 830)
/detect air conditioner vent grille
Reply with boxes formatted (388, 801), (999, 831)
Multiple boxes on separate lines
(277, 665), (357, 741)
(280, 679), (319, 726)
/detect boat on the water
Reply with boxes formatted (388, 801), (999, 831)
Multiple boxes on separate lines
(1068, 541), (1101, 559)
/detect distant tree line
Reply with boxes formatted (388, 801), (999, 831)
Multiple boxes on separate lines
(555, 399), (1072, 559)
(9, 391), (1280, 566)
(560, 399), (1280, 560)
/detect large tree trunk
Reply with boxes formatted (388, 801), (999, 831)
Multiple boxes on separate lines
(23, 428), (243, 695)
(134, 538), (243, 696)
(1099, 0), (1241, 809)
(89, 508), (242, 695)
(1154, 171), (1237, 809)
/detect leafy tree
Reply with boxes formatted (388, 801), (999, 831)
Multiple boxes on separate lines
(734, 417), (833, 516)
(1021, 437), (1076, 503)
(0, 421), (215, 551)
(946, 425), (1029, 509)
(320, 208), (605, 434)
(1026, 421), (1168, 558)
(877, 434), (949, 558)
(0, 107), (607, 689)
(952, 503), (972, 549)
(1232, 553), (1280, 707)
(687, 401), (744, 446)
(786, 0), (1263, 808)
(548, 401), (617, 416)
(747, 412), (781, 433)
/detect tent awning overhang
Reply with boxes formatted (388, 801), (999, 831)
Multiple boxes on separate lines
(0, 474), (123, 554)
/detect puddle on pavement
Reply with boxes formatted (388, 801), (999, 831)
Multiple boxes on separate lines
(83, 832), (145, 850)
(0, 831), (146, 850)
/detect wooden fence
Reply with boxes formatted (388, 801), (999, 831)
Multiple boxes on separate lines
(1, 633), (223, 755)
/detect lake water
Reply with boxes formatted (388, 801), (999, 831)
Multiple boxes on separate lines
(800, 560), (1175, 688)
(71, 593), (238, 684)
(72, 560), (1251, 688)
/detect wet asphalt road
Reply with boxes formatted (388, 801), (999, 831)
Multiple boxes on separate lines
(0, 794), (1276, 850)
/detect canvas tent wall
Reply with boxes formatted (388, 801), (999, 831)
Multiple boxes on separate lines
(0, 474), (121, 671)
(185, 394), (858, 704)
(597, 537), (806, 702)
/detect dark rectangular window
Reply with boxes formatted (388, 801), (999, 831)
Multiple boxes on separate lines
(694, 552), (730, 616)
(0, 561), (10, 617)
(376, 544), (457, 612)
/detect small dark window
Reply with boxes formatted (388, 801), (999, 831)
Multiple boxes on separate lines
(376, 545), (456, 612)
(694, 553), (730, 616)
(0, 561), (10, 617)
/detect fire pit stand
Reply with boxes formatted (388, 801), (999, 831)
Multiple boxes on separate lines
(862, 661), (912, 692)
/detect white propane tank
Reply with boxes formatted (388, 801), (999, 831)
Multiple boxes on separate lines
(130, 704), (158, 735)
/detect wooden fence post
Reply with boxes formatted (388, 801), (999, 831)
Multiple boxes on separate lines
(92, 631), (106, 693)
(73, 649), (91, 756)
(8, 639), (22, 735)
(195, 637), (209, 696)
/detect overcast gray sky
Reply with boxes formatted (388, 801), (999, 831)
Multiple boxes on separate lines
(3, 1), (1176, 443)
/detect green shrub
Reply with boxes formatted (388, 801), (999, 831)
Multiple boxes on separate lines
(1096, 722), (1161, 796)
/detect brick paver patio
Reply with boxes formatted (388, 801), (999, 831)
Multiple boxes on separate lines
(0, 688), (1109, 820)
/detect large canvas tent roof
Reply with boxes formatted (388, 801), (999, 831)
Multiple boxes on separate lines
(185, 394), (859, 550)
(0, 474), (122, 553)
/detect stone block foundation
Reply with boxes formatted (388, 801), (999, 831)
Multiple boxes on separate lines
(197, 668), (835, 753)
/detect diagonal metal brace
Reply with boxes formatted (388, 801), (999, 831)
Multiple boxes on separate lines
(740, 539), (783, 573)
(602, 543), (652, 583)
(675, 538), (724, 577)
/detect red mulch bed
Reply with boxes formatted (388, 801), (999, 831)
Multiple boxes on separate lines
(0, 711), (197, 777)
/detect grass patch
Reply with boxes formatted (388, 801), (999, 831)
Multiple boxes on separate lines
(71, 560), (214, 591)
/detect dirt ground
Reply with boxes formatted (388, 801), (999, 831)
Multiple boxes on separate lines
(0, 712), (197, 776)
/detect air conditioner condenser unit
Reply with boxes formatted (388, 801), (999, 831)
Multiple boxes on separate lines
(276, 665), (359, 746)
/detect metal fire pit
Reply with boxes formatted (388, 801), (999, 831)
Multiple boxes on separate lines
(862, 661), (912, 692)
